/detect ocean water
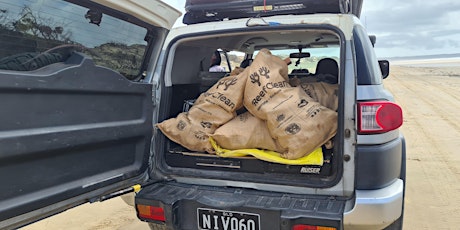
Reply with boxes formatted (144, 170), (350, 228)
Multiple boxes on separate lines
(390, 57), (460, 67)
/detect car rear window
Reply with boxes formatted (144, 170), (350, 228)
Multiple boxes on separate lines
(0, 0), (149, 80)
(353, 25), (383, 85)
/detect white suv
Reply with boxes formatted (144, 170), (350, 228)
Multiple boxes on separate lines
(0, 1), (405, 230)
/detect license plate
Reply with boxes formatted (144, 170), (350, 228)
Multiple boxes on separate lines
(197, 208), (260, 230)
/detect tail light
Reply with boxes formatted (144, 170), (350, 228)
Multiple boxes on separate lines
(293, 224), (336, 230)
(358, 101), (403, 134)
(136, 204), (166, 222)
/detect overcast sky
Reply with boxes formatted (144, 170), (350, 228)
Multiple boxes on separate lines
(167, 0), (460, 58)
(361, 0), (460, 58)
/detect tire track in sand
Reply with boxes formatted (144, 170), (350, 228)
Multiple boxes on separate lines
(386, 66), (460, 229)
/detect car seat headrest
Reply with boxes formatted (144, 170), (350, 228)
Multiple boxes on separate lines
(240, 58), (253, 68)
(316, 58), (338, 77)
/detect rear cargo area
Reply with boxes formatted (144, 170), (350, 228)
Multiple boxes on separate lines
(155, 28), (343, 187)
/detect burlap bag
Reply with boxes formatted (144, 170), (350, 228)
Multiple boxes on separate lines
(194, 69), (249, 112)
(157, 69), (249, 153)
(243, 49), (290, 119)
(156, 108), (233, 153)
(244, 49), (337, 159)
(300, 82), (339, 111)
(264, 86), (337, 159)
(289, 76), (314, 87)
(289, 73), (337, 86)
(211, 112), (285, 152)
(230, 66), (245, 76)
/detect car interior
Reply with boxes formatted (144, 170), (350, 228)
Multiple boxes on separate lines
(160, 28), (341, 180)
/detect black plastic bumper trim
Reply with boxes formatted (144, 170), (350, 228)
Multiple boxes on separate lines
(136, 182), (345, 229)
(356, 136), (405, 189)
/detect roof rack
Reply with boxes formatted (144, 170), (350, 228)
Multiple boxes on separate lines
(183, 0), (363, 25)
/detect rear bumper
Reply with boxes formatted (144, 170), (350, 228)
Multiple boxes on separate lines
(136, 179), (403, 229)
(343, 179), (404, 230)
(136, 182), (345, 229)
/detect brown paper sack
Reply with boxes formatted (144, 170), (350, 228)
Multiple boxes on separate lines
(243, 49), (290, 119)
(300, 82), (339, 111)
(157, 69), (249, 153)
(194, 69), (249, 112)
(230, 66), (245, 76)
(244, 49), (337, 159)
(211, 112), (285, 152)
(264, 86), (337, 159)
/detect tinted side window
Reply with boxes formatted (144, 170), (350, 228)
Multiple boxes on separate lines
(353, 25), (382, 85)
(0, 0), (148, 80)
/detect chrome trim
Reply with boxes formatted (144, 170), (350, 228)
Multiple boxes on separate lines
(344, 179), (403, 230)
(357, 130), (400, 145)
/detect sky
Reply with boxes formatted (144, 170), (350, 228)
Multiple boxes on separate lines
(166, 0), (460, 58)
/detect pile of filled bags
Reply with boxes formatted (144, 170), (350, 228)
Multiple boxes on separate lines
(157, 49), (338, 164)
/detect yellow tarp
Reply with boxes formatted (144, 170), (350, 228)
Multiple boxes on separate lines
(210, 137), (323, 166)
